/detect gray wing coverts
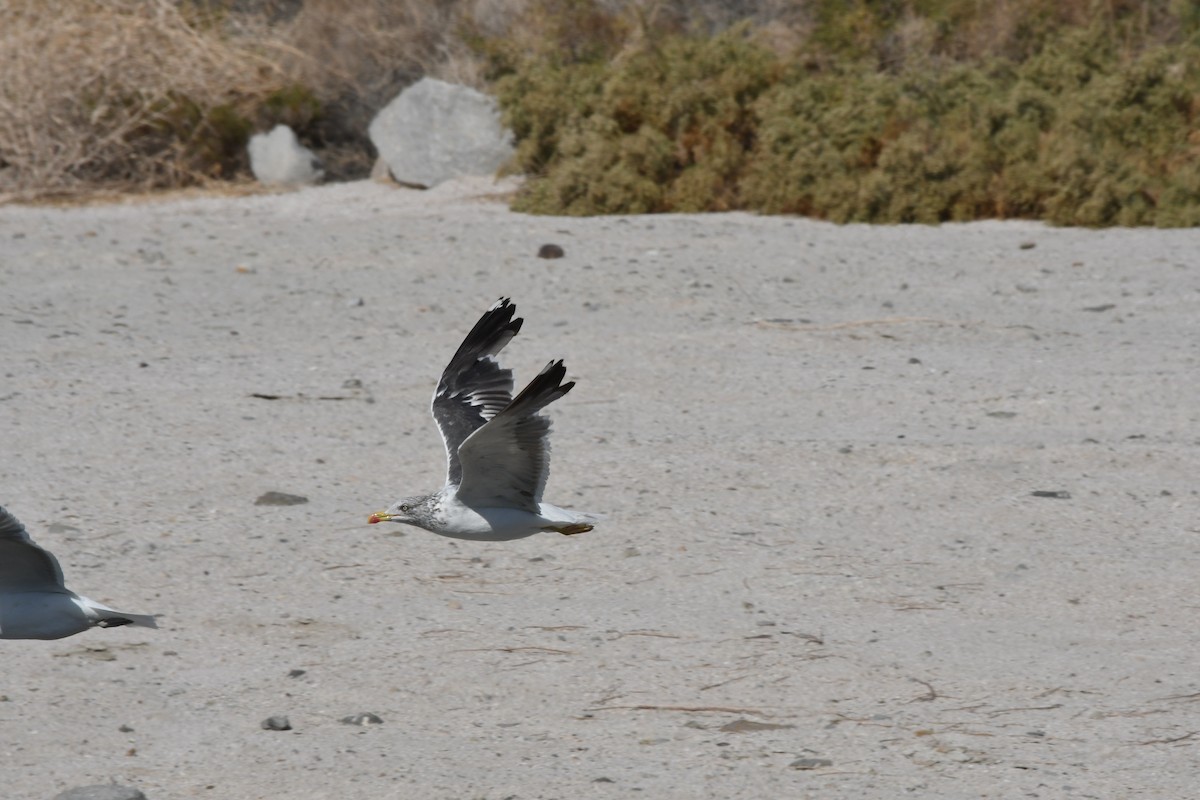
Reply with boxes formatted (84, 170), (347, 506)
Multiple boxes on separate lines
(456, 359), (575, 511)
(0, 506), (68, 592)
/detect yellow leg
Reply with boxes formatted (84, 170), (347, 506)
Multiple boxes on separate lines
(542, 523), (593, 536)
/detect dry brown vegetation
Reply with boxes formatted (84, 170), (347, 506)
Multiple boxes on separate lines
(0, 0), (510, 199)
(0, 0), (286, 199)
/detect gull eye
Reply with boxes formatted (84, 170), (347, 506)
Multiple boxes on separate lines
(399, 504), (411, 512)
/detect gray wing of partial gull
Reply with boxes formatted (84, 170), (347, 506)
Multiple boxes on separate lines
(0, 506), (69, 593)
(455, 359), (574, 512)
(431, 298), (523, 486)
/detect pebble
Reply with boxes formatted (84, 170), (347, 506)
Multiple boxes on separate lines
(341, 712), (384, 726)
(261, 715), (292, 731)
(537, 244), (565, 259)
(790, 757), (833, 770)
(1031, 490), (1071, 499)
(53, 787), (147, 800)
(254, 492), (309, 506)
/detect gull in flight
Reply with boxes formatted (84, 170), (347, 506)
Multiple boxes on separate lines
(0, 506), (157, 640)
(369, 298), (598, 541)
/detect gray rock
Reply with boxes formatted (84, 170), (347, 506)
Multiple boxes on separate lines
(537, 244), (565, 259)
(789, 757), (833, 770)
(261, 715), (292, 731)
(368, 78), (514, 188)
(254, 491), (308, 506)
(248, 125), (323, 187)
(341, 712), (384, 726)
(53, 786), (147, 800)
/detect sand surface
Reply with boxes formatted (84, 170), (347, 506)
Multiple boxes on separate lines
(1, 178), (1198, 799)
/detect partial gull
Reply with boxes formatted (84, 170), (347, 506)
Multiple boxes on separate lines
(369, 298), (598, 541)
(0, 506), (157, 640)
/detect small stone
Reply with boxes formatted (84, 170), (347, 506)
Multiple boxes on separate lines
(118, 724), (134, 733)
(1031, 490), (1071, 499)
(53, 786), (147, 800)
(287, 669), (306, 678)
(254, 492), (308, 506)
(341, 712), (384, 726)
(1019, 241), (1036, 249)
(537, 244), (565, 259)
(790, 757), (833, 770)
(1082, 303), (1116, 312)
(261, 715), (292, 731)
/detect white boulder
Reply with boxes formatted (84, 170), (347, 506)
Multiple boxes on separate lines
(368, 78), (515, 188)
(248, 124), (323, 187)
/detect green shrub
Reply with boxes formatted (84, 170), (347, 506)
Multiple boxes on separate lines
(498, 26), (779, 215)
(495, 15), (1200, 226)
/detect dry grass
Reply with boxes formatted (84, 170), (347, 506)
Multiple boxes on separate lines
(0, 0), (529, 197)
(0, 0), (291, 200)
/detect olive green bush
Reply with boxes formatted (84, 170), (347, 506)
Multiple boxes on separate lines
(497, 27), (779, 214)
(496, 17), (1200, 225)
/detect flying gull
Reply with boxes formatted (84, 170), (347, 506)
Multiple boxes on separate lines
(0, 505), (157, 640)
(369, 298), (598, 541)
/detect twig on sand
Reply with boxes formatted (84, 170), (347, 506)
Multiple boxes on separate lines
(753, 316), (954, 331)
(454, 646), (574, 655)
(985, 703), (1063, 717)
(906, 678), (939, 703)
(585, 704), (771, 717)
(1138, 730), (1200, 746)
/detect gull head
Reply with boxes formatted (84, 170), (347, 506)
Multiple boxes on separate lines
(368, 495), (434, 527)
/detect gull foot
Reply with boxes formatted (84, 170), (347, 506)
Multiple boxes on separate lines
(543, 523), (593, 536)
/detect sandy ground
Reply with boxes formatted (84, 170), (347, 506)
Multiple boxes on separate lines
(1, 178), (1198, 799)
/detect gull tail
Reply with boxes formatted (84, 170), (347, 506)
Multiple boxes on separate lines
(78, 597), (158, 630)
(96, 611), (159, 630)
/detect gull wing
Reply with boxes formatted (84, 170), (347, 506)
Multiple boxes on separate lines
(455, 360), (574, 512)
(0, 506), (68, 593)
(431, 298), (523, 486)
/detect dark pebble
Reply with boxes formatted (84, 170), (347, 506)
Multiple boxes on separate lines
(254, 492), (308, 506)
(537, 244), (565, 259)
(261, 715), (292, 731)
(341, 712), (384, 726)
(790, 757), (833, 770)
(53, 787), (147, 800)
(1031, 490), (1071, 499)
